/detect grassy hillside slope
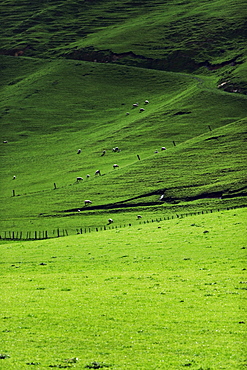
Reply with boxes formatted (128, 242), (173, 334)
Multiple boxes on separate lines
(1, 0), (247, 89)
(0, 55), (246, 234)
(0, 0), (246, 234)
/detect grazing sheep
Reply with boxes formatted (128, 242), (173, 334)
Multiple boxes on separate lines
(112, 147), (120, 153)
(84, 200), (92, 206)
(139, 108), (145, 112)
(78, 209), (81, 212)
(161, 147), (167, 151)
(101, 150), (106, 156)
(159, 194), (165, 201)
(77, 149), (81, 154)
(126, 112), (130, 116)
(86, 174), (90, 179)
(95, 170), (101, 176)
(217, 82), (227, 88)
(13, 175), (16, 180)
(137, 215), (142, 219)
(76, 176), (83, 182)
(144, 100), (149, 104)
(154, 150), (158, 153)
(108, 218), (113, 224)
(132, 103), (139, 108)
(113, 164), (119, 169)
(3, 140), (8, 144)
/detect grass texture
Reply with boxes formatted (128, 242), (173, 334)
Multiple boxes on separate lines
(0, 208), (246, 369)
(0, 55), (246, 234)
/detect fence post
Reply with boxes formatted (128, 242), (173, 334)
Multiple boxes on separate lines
(57, 228), (60, 237)
(12, 190), (15, 197)
(137, 154), (141, 160)
(173, 141), (176, 146)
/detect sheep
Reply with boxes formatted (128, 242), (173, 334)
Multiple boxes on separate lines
(144, 100), (149, 104)
(137, 215), (142, 219)
(217, 81), (227, 88)
(154, 150), (158, 153)
(139, 108), (145, 112)
(101, 150), (106, 156)
(126, 112), (130, 116)
(132, 103), (139, 108)
(161, 147), (167, 151)
(3, 140), (8, 144)
(86, 174), (90, 179)
(108, 218), (113, 224)
(84, 200), (92, 206)
(95, 170), (101, 176)
(76, 176), (83, 182)
(13, 175), (16, 180)
(77, 149), (81, 154)
(112, 147), (120, 153)
(159, 194), (165, 201)
(113, 164), (119, 169)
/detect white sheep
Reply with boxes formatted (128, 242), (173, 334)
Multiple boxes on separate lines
(3, 140), (8, 144)
(161, 147), (167, 151)
(132, 103), (139, 108)
(113, 164), (119, 169)
(108, 218), (113, 224)
(137, 215), (142, 219)
(86, 174), (90, 179)
(112, 147), (120, 152)
(126, 112), (130, 116)
(159, 194), (165, 201)
(13, 175), (16, 180)
(101, 150), (106, 156)
(139, 108), (145, 112)
(77, 149), (81, 154)
(76, 176), (83, 182)
(144, 100), (149, 104)
(84, 200), (92, 206)
(95, 170), (101, 176)
(154, 150), (158, 153)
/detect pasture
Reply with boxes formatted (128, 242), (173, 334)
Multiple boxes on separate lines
(0, 0), (246, 368)
(0, 56), (246, 236)
(0, 208), (246, 369)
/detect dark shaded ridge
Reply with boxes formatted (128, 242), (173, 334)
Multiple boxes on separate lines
(63, 47), (243, 73)
(61, 187), (247, 213)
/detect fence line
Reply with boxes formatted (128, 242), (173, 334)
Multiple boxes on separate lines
(0, 205), (246, 241)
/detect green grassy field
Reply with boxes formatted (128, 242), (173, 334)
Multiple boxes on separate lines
(0, 208), (246, 369)
(0, 0), (246, 368)
(0, 55), (246, 235)
(1, 0), (246, 236)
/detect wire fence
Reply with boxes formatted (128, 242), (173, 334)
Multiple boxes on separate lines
(0, 205), (246, 241)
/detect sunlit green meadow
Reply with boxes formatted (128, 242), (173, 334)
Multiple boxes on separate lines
(0, 208), (246, 369)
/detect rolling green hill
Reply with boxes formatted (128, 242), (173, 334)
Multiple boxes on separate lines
(0, 0), (246, 235)
(0, 2), (246, 369)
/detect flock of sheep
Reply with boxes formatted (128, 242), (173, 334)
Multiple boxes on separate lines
(76, 147), (122, 224)
(73, 98), (168, 224)
(7, 98), (168, 226)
